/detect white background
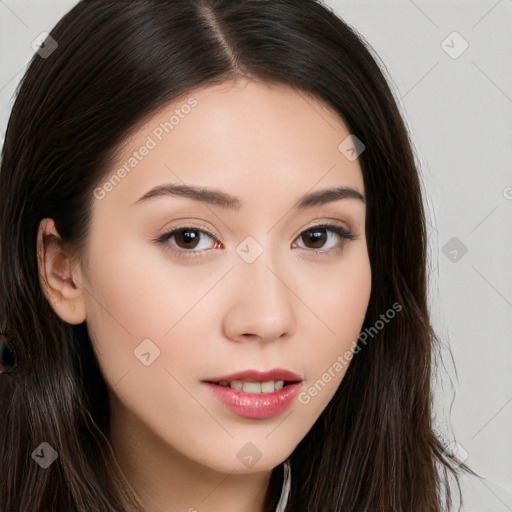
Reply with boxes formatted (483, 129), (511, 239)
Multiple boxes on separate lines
(1, 1), (511, 510)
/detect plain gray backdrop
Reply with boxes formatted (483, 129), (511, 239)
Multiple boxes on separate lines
(1, 1), (511, 510)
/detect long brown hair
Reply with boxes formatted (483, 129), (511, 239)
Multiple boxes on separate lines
(0, 0), (474, 510)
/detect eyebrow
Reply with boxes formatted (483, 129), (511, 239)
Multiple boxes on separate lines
(131, 183), (365, 210)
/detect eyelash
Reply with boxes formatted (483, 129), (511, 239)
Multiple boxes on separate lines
(154, 222), (356, 260)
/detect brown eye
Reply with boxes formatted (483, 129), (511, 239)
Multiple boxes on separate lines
(300, 228), (328, 249)
(154, 226), (220, 258)
(295, 224), (355, 253)
(173, 228), (202, 249)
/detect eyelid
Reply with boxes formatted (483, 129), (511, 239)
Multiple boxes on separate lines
(298, 217), (355, 237)
(314, 211), (356, 233)
(154, 220), (221, 242)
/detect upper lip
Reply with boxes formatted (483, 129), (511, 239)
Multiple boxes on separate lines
(204, 368), (303, 383)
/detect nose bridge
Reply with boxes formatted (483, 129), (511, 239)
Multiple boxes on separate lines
(223, 237), (297, 341)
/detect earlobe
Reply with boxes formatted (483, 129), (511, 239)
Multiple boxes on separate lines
(36, 218), (87, 325)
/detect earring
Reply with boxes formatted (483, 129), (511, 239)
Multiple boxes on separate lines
(275, 459), (291, 512)
(0, 331), (16, 374)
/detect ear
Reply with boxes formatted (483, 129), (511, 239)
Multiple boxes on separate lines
(36, 218), (87, 325)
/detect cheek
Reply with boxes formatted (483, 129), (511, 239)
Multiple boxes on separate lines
(80, 233), (228, 388)
(301, 242), (371, 340)
(295, 247), (371, 405)
(83, 232), (218, 335)
(79, 235), (164, 384)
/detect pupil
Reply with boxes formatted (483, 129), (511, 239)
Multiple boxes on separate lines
(177, 229), (199, 248)
(305, 229), (326, 248)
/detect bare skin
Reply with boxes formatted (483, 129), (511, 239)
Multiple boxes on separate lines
(37, 77), (371, 512)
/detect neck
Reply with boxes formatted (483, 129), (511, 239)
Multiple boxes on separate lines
(108, 397), (273, 512)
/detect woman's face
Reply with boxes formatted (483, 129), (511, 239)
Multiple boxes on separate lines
(66, 78), (371, 475)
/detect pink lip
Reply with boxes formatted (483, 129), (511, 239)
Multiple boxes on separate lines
(204, 382), (302, 419)
(202, 368), (303, 419)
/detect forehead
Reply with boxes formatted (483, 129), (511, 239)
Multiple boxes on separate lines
(95, 77), (365, 211)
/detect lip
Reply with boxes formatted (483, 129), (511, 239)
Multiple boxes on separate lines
(202, 368), (303, 419)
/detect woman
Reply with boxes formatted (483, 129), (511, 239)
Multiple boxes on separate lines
(0, 0), (473, 510)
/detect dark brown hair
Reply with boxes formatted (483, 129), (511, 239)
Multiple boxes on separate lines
(0, 0), (475, 510)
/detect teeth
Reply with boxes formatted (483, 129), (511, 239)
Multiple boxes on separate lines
(231, 380), (243, 391)
(274, 380), (284, 390)
(242, 381), (261, 393)
(216, 380), (286, 393)
(261, 381), (275, 393)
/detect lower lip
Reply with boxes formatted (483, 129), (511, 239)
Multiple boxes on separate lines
(203, 382), (302, 419)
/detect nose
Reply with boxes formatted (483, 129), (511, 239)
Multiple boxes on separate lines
(222, 249), (297, 344)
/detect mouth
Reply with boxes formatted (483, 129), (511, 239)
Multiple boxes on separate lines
(212, 380), (296, 393)
(203, 368), (302, 392)
(202, 368), (303, 419)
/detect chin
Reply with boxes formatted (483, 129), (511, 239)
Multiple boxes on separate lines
(191, 441), (294, 475)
